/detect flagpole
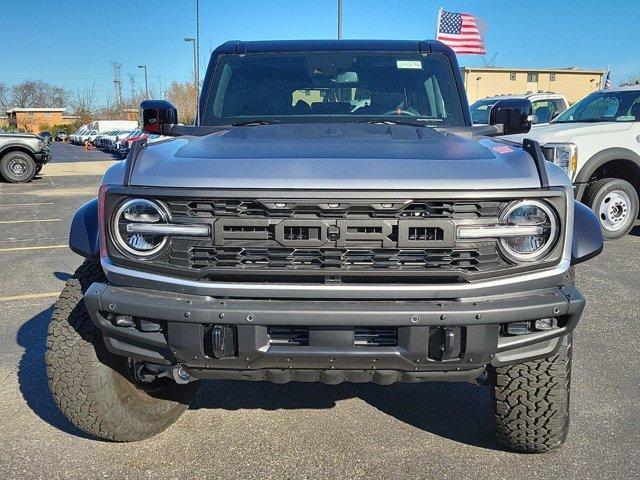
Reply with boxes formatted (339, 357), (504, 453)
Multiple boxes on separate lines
(435, 6), (443, 38)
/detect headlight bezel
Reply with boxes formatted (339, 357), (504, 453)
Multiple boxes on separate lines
(110, 198), (170, 259)
(498, 199), (559, 263)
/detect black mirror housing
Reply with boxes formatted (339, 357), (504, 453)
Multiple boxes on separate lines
(571, 201), (604, 265)
(489, 99), (532, 135)
(140, 100), (178, 134)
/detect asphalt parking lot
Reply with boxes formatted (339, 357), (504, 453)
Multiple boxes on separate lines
(0, 145), (638, 479)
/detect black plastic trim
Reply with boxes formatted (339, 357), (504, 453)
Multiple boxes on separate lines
(571, 200), (603, 265)
(68, 198), (100, 260)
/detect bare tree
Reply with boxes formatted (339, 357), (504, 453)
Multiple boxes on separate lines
(165, 80), (198, 125)
(71, 84), (97, 124)
(0, 82), (9, 111)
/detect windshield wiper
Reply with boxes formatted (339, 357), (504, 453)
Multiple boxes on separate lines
(231, 119), (281, 127)
(357, 119), (428, 127)
(555, 118), (614, 124)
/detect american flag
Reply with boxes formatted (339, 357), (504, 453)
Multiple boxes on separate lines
(603, 70), (611, 89)
(436, 9), (486, 55)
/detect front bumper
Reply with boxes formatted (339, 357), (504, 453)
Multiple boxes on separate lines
(84, 282), (585, 384)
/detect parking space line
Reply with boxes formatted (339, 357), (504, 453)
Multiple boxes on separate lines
(0, 244), (67, 252)
(0, 291), (60, 302)
(0, 218), (61, 224)
(0, 202), (55, 207)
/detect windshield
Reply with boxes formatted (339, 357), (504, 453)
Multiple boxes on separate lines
(554, 90), (640, 123)
(469, 99), (498, 124)
(202, 52), (465, 127)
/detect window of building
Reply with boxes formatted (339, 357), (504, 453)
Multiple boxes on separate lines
(510, 72), (516, 81)
(44, 112), (52, 117)
(550, 73), (556, 82)
(527, 73), (539, 82)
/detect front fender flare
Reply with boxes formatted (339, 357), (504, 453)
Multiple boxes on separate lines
(69, 198), (100, 260)
(571, 200), (603, 265)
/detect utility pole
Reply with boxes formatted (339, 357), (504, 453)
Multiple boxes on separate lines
(195, 0), (200, 124)
(111, 61), (123, 105)
(337, 0), (343, 39)
(138, 65), (149, 99)
(185, 37), (197, 92)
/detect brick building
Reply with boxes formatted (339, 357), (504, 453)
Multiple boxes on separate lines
(6, 107), (67, 132)
(460, 67), (607, 104)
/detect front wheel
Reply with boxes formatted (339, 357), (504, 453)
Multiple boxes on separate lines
(585, 178), (638, 239)
(45, 261), (199, 441)
(0, 151), (37, 183)
(493, 334), (572, 453)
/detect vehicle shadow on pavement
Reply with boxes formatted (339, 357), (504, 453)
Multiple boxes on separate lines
(193, 379), (500, 450)
(17, 306), (93, 439)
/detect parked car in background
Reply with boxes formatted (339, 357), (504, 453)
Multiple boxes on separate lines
(90, 120), (138, 134)
(0, 132), (50, 182)
(55, 130), (68, 142)
(505, 85), (640, 239)
(78, 129), (99, 145)
(472, 92), (569, 125)
(70, 125), (90, 144)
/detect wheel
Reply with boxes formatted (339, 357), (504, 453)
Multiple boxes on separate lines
(0, 151), (37, 183)
(493, 334), (572, 453)
(45, 261), (199, 441)
(584, 178), (639, 239)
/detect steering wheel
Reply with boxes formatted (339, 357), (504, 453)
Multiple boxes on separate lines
(383, 108), (419, 117)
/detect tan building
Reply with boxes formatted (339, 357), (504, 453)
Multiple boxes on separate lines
(6, 107), (67, 132)
(461, 67), (607, 104)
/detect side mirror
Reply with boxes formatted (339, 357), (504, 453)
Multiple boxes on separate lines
(140, 99), (178, 134)
(489, 99), (532, 135)
(551, 110), (561, 121)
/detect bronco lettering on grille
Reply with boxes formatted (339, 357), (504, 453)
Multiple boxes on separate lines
(213, 218), (454, 248)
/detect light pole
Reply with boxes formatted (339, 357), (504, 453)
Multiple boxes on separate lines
(337, 0), (343, 39)
(138, 65), (149, 99)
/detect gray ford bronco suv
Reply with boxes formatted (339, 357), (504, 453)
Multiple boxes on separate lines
(46, 40), (603, 452)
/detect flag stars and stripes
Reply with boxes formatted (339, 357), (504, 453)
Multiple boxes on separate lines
(436, 10), (486, 55)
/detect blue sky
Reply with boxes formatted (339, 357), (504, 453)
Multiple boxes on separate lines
(1, 0), (638, 105)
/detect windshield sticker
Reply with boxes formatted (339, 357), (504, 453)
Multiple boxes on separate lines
(493, 145), (514, 154)
(396, 60), (422, 69)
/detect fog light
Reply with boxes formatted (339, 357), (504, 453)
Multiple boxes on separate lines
(114, 314), (134, 327)
(534, 318), (555, 331)
(506, 322), (529, 336)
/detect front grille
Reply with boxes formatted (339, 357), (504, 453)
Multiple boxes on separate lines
(268, 326), (309, 346)
(110, 196), (518, 283)
(267, 326), (398, 347)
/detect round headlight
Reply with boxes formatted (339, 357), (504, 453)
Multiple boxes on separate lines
(499, 200), (558, 262)
(112, 198), (169, 257)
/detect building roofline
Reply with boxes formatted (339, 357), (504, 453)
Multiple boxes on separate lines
(6, 108), (67, 113)
(460, 66), (606, 75)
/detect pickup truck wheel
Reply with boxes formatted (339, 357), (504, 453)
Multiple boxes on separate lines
(493, 333), (572, 453)
(0, 151), (37, 183)
(45, 260), (199, 442)
(585, 178), (638, 239)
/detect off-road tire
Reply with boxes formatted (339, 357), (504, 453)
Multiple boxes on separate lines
(584, 177), (638, 239)
(45, 260), (199, 441)
(493, 334), (572, 453)
(0, 151), (37, 183)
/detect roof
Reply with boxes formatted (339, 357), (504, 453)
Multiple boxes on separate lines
(6, 108), (67, 114)
(213, 39), (451, 55)
(461, 66), (606, 75)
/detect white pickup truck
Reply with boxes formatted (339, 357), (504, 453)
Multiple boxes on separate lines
(506, 86), (640, 238)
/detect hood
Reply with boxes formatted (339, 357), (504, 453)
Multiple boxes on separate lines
(0, 132), (39, 139)
(129, 123), (543, 190)
(504, 121), (634, 145)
